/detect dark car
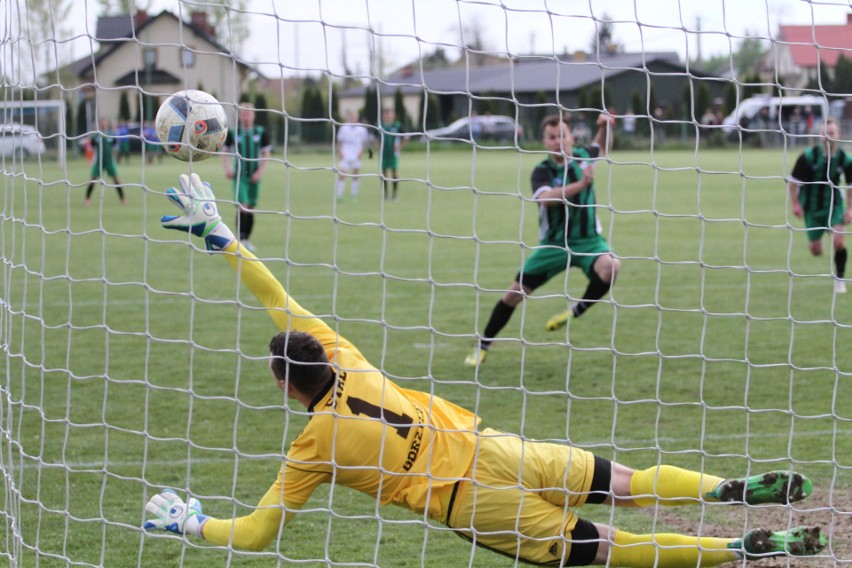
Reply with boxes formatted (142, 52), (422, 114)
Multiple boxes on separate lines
(422, 115), (523, 143)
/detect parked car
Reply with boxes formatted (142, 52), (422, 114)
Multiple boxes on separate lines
(0, 123), (46, 159)
(422, 115), (523, 143)
(720, 95), (828, 136)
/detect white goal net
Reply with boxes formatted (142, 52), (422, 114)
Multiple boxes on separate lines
(1, 0), (851, 566)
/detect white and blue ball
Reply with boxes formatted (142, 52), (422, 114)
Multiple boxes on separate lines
(155, 90), (228, 162)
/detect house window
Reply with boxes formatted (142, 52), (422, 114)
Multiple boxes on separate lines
(143, 47), (157, 69)
(181, 48), (195, 68)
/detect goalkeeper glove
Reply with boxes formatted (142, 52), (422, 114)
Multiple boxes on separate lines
(161, 173), (236, 252)
(143, 489), (208, 537)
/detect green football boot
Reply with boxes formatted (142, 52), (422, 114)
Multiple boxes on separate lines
(729, 526), (827, 559)
(707, 471), (812, 504)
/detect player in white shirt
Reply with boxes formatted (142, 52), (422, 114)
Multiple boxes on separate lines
(336, 110), (371, 202)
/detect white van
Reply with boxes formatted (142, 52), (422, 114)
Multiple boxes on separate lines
(0, 123), (46, 159)
(721, 95), (828, 135)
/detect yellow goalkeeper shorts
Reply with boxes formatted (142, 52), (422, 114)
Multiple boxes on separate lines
(447, 428), (597, 566)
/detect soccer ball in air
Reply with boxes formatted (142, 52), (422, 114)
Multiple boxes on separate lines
(155, 90), (228, 161)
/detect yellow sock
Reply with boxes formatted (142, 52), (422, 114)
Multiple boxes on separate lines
(609, 530), (738, 568)
(629, 465), (723, 506)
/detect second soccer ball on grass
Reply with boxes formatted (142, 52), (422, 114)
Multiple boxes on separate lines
(155, 90), (228, 162)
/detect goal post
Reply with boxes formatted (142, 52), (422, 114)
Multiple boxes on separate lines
(1, 1), (851, 566)
(0, 99), (67, 165)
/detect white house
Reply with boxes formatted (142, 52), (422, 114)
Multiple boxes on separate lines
(64, 10), (258, 125)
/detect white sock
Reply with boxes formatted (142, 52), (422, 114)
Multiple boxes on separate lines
(351, 180), (359, 197)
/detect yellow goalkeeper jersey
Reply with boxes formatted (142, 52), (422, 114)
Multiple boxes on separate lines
(223, 244), (481, 519)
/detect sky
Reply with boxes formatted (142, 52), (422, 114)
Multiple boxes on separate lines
(58, 0), (852, 79)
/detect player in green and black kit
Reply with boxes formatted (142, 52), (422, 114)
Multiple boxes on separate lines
(379, 108), (405, 200)
(84, 118), (125, 205)
(465, 113), (619, 367)
(221, 103), (272, 252)
(788, 117), (852, 294)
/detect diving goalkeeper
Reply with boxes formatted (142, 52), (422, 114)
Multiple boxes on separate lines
(144, 173), (827, 567)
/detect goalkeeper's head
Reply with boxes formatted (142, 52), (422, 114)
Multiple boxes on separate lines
(268, 332), (333, 401)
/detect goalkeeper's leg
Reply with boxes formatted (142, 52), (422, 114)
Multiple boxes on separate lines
(624, 464), (813, 507)
(591, 463), (822, 566)
(605, 525), (825, 567)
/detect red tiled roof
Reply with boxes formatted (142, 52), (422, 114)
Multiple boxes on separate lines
(778, 13), (852, 68)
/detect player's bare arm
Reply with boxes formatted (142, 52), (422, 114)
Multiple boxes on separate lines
(535, 167), (594, 203)
(788, 180), (804, 218)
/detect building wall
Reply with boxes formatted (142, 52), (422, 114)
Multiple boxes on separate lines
(86, 17), (246, 125)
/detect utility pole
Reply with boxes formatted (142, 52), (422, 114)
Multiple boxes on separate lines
(696, 16), (702, 65)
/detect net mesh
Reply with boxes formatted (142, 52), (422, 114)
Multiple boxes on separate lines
(1, 0), (850, 566)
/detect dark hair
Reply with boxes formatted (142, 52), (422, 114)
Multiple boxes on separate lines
(540, 113), (571, 135)
(268, 331), (332, 397)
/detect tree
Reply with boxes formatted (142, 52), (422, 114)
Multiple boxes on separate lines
(630, 89), (649, 136)
(697, 54), (733, 76)
(576, 87), (589, 110)
(805, 59), (833, 94)
(832, 54), (852, 98)
(193, 1), (250, 55)
(362, 83), (379, 127)
(422, 47), (453, 70)
(724, 82), (738, 115)
(417, 90), (441, 131)
(137, 93), (158, 123)
(393, 88), (410, 131)
(696, 83), (711, 119)
(648, 84), (658, 115)
(630, 90), (644, 115)
(741, 73), (763, 100)
(732, 34), (767, 76)
(95, 0), (151, 14)
(118, 91), (131, 121)
(64, 98), (74, 145)
(682, 82), (693, 120)
(253, 92), (269, 132)
(589, 13), (621, 56)
(460, 19), (491, 66)
(532, 91), (551, 133)
(328, 84), (341, 124)
(476, 91), (498, 115)
(683, 81), (711, 121)
(76, 99), (88, 135)
(586, 84), (613, 111)
(301, 84), (328, 143)
(24, 0), (73, 85)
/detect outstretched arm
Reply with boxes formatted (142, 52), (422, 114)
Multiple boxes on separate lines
(147, 174), (343, 548)
(198, 477), (303, 551)
(219, 241), (337, 344)
(159, 173), (326, 337)
(159, 174), (362, 355)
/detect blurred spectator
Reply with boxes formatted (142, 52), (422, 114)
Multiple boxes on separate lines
(701, 109), (717, 126)
(623, 111), (636, 140)
(116, 120), (131, 164)
(572, 112), (591, 145)
(653, 107), (666, 145)
(805, 106), (816, 134)
(143, 122), (162, 164)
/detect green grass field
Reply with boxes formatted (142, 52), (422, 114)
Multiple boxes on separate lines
(2, 144), (850, 566)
